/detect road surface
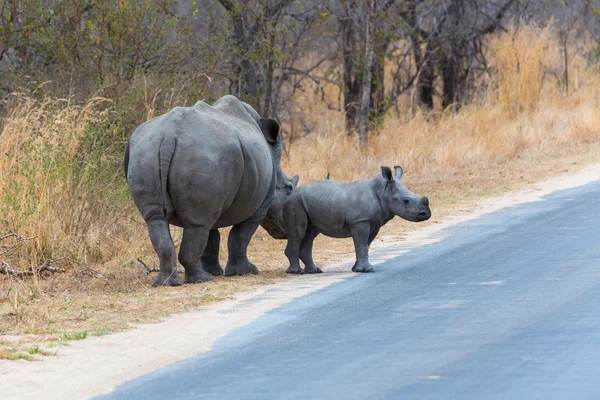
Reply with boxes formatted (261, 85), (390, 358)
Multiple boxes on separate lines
(99, 180), (600, 400)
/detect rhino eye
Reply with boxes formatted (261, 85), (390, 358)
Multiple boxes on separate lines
(403, 198), (410, 206)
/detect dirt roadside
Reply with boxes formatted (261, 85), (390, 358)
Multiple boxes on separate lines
(1, 164), (598, 400)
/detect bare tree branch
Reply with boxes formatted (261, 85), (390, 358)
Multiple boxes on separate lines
(479, 0), (517, 35)
(0, 233), (36, 242)
(218, 0), (236, 11)
(0, 233), (37, 256)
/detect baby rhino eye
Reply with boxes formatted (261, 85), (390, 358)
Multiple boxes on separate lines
(403, 198), (410, 206)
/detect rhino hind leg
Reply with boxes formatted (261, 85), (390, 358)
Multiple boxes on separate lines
(147, 219), (182, 287)
(178, 226), (214, 284)
(299, 225), (322, 274)
(201, 229), (224, 276)
(224, 220), (260, 276)
(284, 203), (307, 275)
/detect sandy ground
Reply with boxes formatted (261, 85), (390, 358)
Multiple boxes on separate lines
(1, 164), (599, 400)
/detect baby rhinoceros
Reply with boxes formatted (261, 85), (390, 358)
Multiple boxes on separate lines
(283, 165), (431, 274)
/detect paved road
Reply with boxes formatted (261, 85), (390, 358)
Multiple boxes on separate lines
(100, 181), (600, 400)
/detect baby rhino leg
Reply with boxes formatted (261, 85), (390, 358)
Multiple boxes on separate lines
(351, 221), (375, 273)
(284, 200), (307, 274)
(299, 225), (322, 274)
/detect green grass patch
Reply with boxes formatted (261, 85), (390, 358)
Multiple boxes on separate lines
(0, 349), (34, 361)
(28, 345), (58, 356)
(62, 331), (88, 341)
(93, 328), (112, 336)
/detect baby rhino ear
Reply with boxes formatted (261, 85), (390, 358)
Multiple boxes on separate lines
(394, 165), (403, 179)
(291, 174), (300, 186)
(381, 166), (393, 181)
(260, 118), (280, 143)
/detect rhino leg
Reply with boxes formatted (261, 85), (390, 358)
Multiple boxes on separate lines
(350, 222), (375, 273)
(284, 204), (306, 275)
(299, 225), (322, 274)
(201, 229), (224, 276)
(178, 226), (214, 284)
(224, 220), (260, 276)
(147, 219), (182, 287)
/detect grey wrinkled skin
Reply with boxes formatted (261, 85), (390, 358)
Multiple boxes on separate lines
(125, 95), (298, 287)
(283, 165), (431, 274)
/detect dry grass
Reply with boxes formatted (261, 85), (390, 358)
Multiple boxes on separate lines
(1, 26), (600, 356)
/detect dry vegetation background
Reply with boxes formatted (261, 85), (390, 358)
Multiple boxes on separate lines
(1, 24), (599, 357)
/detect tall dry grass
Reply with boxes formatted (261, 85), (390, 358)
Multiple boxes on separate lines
(0, 25), (599, 338)
(284, 25), (600, 184)
(0, 93), (131, 266)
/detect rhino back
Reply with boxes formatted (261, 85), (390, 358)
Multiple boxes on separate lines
(127, 100), (274, 228)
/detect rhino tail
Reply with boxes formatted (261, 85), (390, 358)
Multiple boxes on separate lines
(158, 136), (177, 216)
(123, 140), (130, 182)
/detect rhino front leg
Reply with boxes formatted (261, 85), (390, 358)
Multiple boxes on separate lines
(224, 220), (260, 276)
(201, 229), (224, 276)
(179, 226), (214, 284)
(299, 225), (322, 274)
(147, 219), (182, 287)
(351, 221), (375, 273)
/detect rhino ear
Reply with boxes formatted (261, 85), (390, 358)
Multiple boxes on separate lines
(394, 165), (403, 179)
(291, 174), (299, 187)
(260, 118), (280, 143)
(381, 166), (393, 181)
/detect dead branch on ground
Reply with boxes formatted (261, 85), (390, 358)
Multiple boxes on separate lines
(137, 258), (182, 275)
(0, 258), (65, 277)
(137, 258), (160, 274)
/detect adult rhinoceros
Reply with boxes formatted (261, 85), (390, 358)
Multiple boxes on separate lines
(125, 95), (298, 287)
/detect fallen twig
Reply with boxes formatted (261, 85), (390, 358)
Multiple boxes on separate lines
(137, 258), (182, 275)
(137, 258), (159, 274)
(0, 258), (65, 277)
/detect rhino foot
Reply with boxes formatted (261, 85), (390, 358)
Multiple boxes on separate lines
(202, 262), (224, 276)
(304, 265), (322, 274)
(184, 270), (213, 284)
(352, 263), (375, 273)
(152, 272), (183, 287)
(224, 261), (259, 276)
(286, 265), (305, 274)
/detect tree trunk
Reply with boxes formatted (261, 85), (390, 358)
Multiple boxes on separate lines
(441, 0), (462, 110)
(441, 52), (458, 110)
(223, 5), (263, 113)
(370, 37), (390, 125)
(559, 30), (569, 95)
(357, 0), (376, 146)
(340, 0), (359, 135)
(416, 41), (435, 110)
